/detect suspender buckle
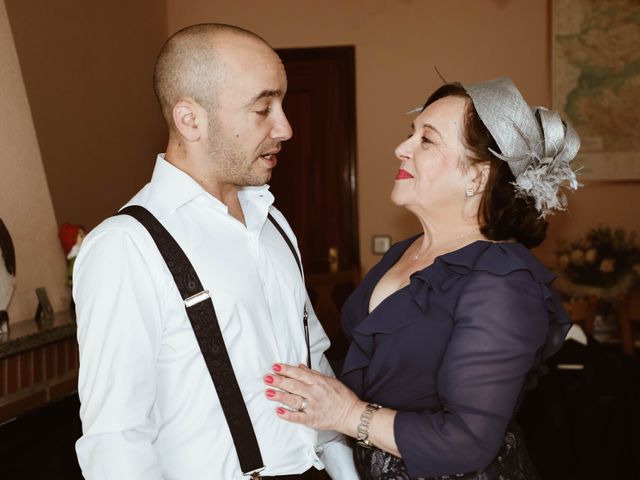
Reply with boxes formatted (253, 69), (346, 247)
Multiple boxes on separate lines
(183, 290), (210, 308)
(244, 466), (265, 478)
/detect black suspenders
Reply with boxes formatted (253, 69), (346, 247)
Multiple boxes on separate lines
(118, 205), (310, 478)
(267, 213), (311, 370)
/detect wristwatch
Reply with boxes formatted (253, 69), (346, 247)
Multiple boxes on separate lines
(356, 403), (382, 448)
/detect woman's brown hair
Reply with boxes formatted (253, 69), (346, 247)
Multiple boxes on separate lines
(424, 83), (547, 248)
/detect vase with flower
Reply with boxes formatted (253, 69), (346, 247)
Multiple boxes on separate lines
(555, 226), (640, 340)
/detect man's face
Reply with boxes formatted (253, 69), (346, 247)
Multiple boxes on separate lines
(205, 41), (292, 187)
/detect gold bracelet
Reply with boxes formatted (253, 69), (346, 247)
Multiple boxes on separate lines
(356, 403), (382, 448)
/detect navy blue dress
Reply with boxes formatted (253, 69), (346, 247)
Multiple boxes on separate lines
(340, 238), (571, 479)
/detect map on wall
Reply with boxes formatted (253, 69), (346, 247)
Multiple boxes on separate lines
(552, 0), (640, 180)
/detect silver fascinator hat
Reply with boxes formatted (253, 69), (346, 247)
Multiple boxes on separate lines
(462, 77), (580, 218)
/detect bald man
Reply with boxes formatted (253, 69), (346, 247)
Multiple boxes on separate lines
(74, 24), (357, 480)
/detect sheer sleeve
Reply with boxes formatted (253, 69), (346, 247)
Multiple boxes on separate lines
(394, 270), (549, 477)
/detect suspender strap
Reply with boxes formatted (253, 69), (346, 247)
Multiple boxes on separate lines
(267, 213), (302, 274)
(118, 205), (264, 477)
(266, 213), (311, 369)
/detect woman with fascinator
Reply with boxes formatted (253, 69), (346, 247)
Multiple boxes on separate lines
(263, 78), (580, 480)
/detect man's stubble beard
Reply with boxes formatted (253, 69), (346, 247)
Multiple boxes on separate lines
(206, 121), (272, 187)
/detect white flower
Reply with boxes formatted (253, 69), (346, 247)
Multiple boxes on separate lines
(585, 248), (598, 263)
(599, 258), (615, 273)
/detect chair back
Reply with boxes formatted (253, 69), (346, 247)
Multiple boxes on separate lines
(563, 295), (598, 335)
(618, 293), (640, 355)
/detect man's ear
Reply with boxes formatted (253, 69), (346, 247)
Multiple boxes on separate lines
(172, 100), (204, 142)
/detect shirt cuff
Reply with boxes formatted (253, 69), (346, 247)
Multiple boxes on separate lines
(317, 435), (358, 480)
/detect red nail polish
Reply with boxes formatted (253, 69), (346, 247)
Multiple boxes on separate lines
(277, 407), (285, 415)
(266, 389), (276, 398)
(264, 375), (274, 384)
(273, 364), (282, 372)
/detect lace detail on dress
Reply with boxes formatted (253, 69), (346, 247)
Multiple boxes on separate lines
(354, 425), (540, 480)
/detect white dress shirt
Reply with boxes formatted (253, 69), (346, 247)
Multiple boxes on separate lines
(74, 156), (357, 480)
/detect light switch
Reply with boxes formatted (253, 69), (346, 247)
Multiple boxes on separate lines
(372, 235), (391, 255)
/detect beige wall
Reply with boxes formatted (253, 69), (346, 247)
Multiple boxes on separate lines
(5, 0), (168, 231)
(167, 0), (640, 272)
(544, 182), (640, 263)
(0, 0), (68, 322)
(4, 0), (638, 283)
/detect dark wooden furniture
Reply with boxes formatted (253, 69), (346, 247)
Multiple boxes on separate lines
(563, 295), (598, 335)
(0, 310), (81, 479)
(618, 293), (640, 355)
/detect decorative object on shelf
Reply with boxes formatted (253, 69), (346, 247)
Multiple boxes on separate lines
(0, 311), (8, 336)
(34, 286), (54, 330)
(58, 223), (86, 287)
(0, 218), (16, 333)
(556, 225), (640, 299)
(58, 223), (85, 315)
(556, 226), (640, 343)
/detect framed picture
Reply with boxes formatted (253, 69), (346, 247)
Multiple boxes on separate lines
(551, 0), (640, 180)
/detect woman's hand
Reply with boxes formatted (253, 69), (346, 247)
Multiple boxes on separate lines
(264, 363), (365, 435)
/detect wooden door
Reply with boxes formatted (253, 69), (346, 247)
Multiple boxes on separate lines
(271, 46), (359, 337)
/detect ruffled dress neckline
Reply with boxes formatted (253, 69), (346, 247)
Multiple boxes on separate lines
(341, 237), (569, 383)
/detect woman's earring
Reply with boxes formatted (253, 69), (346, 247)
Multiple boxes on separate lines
(465, 189), (475, 197)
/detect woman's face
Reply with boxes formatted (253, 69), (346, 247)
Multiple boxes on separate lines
(391, 95), (473, 216)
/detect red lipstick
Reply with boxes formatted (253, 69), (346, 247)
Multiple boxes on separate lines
(395, 169), (414, 180)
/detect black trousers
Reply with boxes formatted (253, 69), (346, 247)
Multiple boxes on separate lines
(261, 468), (330, 479)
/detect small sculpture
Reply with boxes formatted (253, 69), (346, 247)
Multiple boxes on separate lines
(0, 218), (16, 334)
(58, 223), (85, 288)
(34, 286), (55, 330)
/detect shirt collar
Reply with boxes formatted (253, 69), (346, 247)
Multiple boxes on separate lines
(238, 185), (275, 233)
(149, 155), (223, 213)
(150, 155), (275, 228)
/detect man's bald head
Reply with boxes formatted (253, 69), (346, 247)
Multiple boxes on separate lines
(153, 24), (272, 131)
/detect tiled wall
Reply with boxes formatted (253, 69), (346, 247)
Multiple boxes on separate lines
(0, 337), (78, 423)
